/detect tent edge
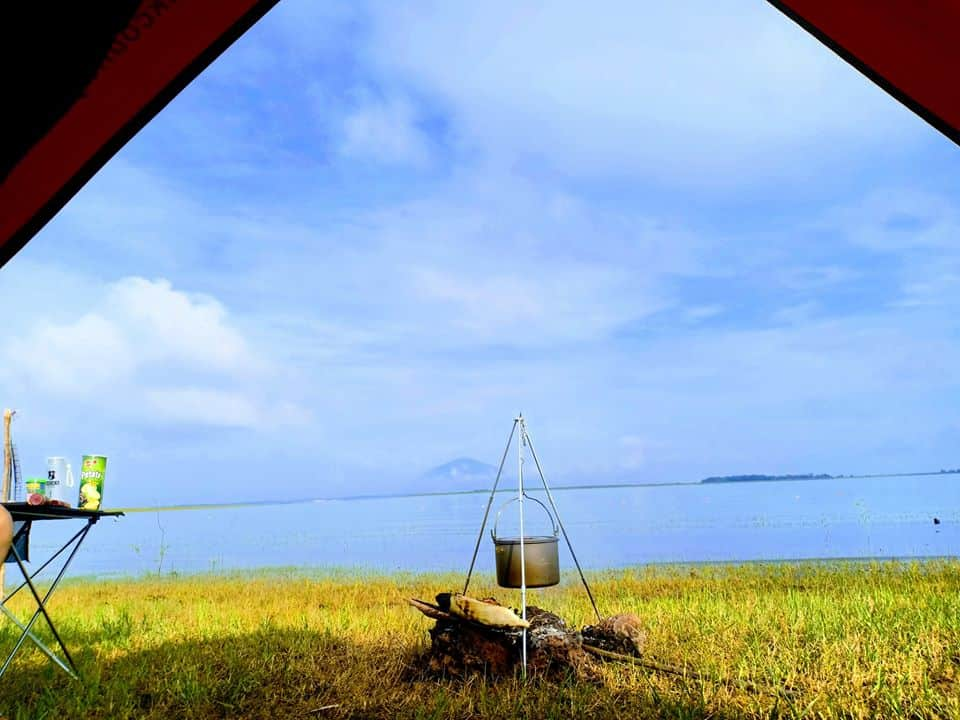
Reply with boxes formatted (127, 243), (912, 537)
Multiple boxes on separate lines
(0, 0), (282, 270)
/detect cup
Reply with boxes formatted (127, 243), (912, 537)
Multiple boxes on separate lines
(46, 457), (75, 506)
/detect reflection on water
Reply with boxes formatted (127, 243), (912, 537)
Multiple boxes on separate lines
(23, 476), (960, 579)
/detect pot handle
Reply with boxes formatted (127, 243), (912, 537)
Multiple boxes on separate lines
(491, 494), (559, 541)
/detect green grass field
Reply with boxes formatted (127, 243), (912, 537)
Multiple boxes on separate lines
(0, 561), (957, 719)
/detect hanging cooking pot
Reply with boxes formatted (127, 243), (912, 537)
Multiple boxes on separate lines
(491, 495), (560, 588)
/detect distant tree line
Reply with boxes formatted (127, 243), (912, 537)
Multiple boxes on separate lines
(701, 468), (960, 484)
(701, 473), (833, 484)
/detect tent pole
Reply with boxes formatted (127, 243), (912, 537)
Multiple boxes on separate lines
(1, 410), (12, 503)
(1, 409), (15, 590)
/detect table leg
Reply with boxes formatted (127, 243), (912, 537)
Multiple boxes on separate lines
(0, 520), (94, 680)
(3, 525), (88, 604)
(0, 603), (75, 677)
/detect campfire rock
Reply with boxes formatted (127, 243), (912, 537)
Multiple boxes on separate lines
(409, 596), (625, 680)
(581, 613), (646, 657)
(426, 615), (520, 677)
(525, 607), (592, 677)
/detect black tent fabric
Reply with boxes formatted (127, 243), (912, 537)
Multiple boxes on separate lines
(0, 3), (140, 184)
(0, 1), (957, 269)
(0, 0), (280, 267)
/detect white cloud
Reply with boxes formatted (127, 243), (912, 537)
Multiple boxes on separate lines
(683, 304), (724, 322)
(339, 92), (431, 166)
(408, 262), (648, 344)
(893, 274), (960, 309)
(44, 157), (693, 355)
(360, 0), (924, 182)
(48, 160), (227, 270)
(618, 435), (649, 470)
(8, 0), (959, 504)
(105, 277), (255, 374)
(776, 266), (860, 290)
(144, 387), (259, 428)
(411, 267), (544, 329)
(815, 188), (960, 310)
(5, 313), (135, 394)
(4, 277), (257, 394)
(359, 176), (695, 346)
(1, 275), (307, 429)
(771, 302), (819, 325)
(828, 189), (960, 252)
(168, 169), (692, 354)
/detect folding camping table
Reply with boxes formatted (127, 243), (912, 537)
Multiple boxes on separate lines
(0, 503), (123, 680)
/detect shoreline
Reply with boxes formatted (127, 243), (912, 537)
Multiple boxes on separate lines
(112, 470), (960, 513)
(55, 554), (960, 586)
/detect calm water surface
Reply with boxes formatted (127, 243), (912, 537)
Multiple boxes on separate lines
(21, 475), (960, 579)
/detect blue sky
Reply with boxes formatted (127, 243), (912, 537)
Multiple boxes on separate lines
(2, 1), (959, 505)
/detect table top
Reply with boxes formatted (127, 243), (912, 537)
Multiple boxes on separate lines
(2, 502), (124, 522)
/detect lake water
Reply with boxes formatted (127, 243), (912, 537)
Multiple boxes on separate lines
(19, 475), (960, 580)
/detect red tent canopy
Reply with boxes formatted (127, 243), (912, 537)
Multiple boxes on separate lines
(769, 1), (960, 146)
(0, 1), (279, 267)
(0, 1), (957, 268)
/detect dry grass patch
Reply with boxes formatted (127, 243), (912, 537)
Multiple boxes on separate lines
(0, 561), (956, 718)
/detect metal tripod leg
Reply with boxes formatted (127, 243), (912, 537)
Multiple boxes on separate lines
(464, 418), (518, 595)
(523, 425), (602, 622)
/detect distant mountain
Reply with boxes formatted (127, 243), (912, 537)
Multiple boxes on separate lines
(420, 458), (499, 492)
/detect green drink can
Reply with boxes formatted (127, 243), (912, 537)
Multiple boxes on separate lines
(25, 477), (47, 502)
(78, 455), (107, 510)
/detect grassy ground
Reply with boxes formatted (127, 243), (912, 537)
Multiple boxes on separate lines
(0, 561), (957, 719)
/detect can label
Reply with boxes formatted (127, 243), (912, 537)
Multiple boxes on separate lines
(25, 477), (46, 498)
(78, 455), (107, 510)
